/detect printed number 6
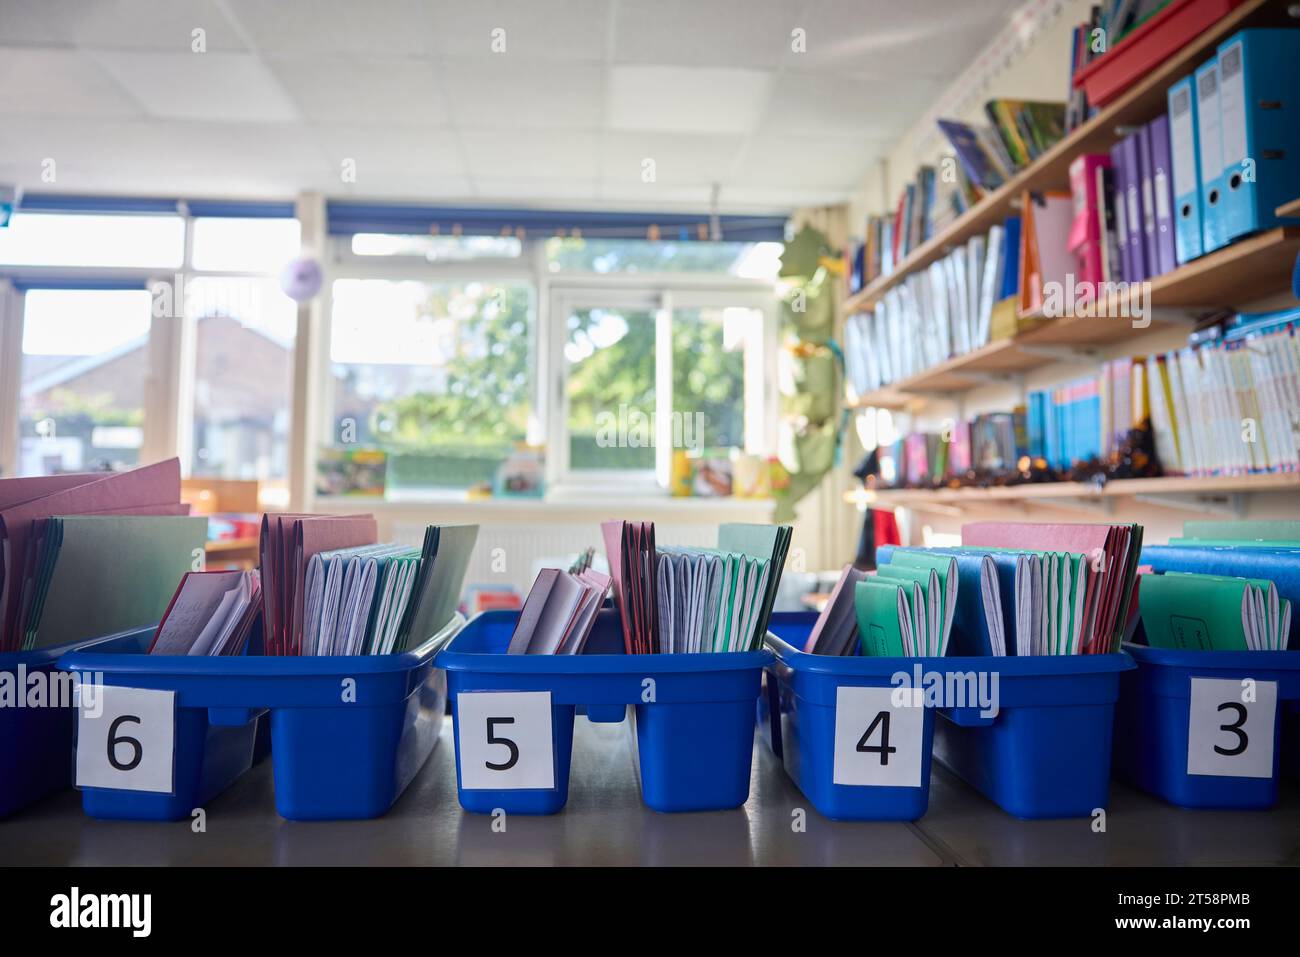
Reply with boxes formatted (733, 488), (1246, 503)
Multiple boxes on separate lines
(485, 716), (520, 771)
(107, 714), (144, 772)
(1214, 702), (1248, 757)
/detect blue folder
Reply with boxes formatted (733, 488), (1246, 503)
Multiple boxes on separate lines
(1217, 29), (1300, 245)
(878, 545), (1023, 656)
(1141, 544), (1300, 647)
(1167, 77), (1203, 264)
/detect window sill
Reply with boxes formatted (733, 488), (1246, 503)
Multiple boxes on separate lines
(312, 490), (775, 515)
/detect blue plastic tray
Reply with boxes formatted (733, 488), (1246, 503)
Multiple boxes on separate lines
(762, 612), (937, 821)
(1114, 643), (1300, 809)
(436, 609), (771, 814)
(931, 651), (1133, 819)
(57, 615), (463, 821)
(0, 629), (147, 819)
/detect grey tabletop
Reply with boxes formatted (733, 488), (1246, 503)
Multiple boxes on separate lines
(3, 717), (1298, 866)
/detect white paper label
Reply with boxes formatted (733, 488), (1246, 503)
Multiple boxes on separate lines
(457, 691), (555, 790)
(1187, 677), (1276, 778)
(1155, 170), (1172, 222)
(1218, 41), (1247, 166)
(832, 685), (924, 788)
(75, 686), (176, 793)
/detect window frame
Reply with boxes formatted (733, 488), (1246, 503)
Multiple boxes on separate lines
(0, 209), (301, 485)
(544, 276), (777, 496)
(0, 215), (779, 503)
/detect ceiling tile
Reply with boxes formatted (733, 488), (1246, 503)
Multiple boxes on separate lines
(0, 48), (141, 117)
(613, 0), (793, 69)
(600, 132), (742, 187)
(459, 129), (599, 180)
(311, 125), (466, 179)
(90, 51), (299, 122)
(221, 0), (438, 57)
(269, 57), (448, 125)
(731, 134), (886, 191)
(0, 0), (247, 50)
(440, 58), (603, 130)
(428, 0), (609, 60)
(607, 66), (774, 134)
(761, 72), (945, 139)
(785, 0), (1020, 77)
(470, 177), (601, 203)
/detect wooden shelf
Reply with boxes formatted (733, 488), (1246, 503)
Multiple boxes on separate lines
(1016, 226), (1300, 345)
(1277, 197), (1300, 219)
(843, 0), (1279, 317)
(847, 337), (1059, 407)
(844, 472), (1300, 509)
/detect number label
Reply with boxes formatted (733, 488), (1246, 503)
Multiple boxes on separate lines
(833, 686), (923, 787)
(457, 691), (554, 790)
(75, 686), (176, 793)
(1187, 677), (1277, 779)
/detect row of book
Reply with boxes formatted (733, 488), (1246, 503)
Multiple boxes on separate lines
(1147, 307), (1300, 477)
(1064, 2), (1178, 132)
(843, 219), (1020, 394)
(888, 411), (1025, 489)
(877, 305), (1300, 486)
(807, 521), (1143, 658)
(506, 522), (792, 656)
(934, 100), (1066, 196)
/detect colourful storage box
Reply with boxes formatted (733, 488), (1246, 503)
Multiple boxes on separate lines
(1114, 643), (1300, 809)
(57, 615), (462, 821)
(436, 609), (770, 814)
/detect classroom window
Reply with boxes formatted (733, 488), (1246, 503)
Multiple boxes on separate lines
(326, 278), (535, 492)
(554, 291), (771, 489)
(0, 213), (184, 269)
(18, 289), (153, 475)
(187, 277), (297, 483)
(190, 217), (301, 273)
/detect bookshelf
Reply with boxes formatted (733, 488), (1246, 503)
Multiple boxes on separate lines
(845, 472), (1300, 510)
(1017, 226), (1300, 343)
(843, 0), (1278, 318)
(1277, 197), (1300, 219)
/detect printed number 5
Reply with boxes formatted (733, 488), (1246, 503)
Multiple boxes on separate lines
(1214, 702), (1248, 757)
(856, 711), (897, 766)
(485, 717), (519, 771)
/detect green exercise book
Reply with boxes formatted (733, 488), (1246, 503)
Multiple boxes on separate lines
(24, 515), (208, 651)
(1140, 572), (1292, 651)
(878, 551), (958, 656)
(854, 577), (915, 657)
(717, 522), (792, 644)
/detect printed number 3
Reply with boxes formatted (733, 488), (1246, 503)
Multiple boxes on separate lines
(485, 716), (519, 771)
(856, 711), (897, 766)
(1214, 702), (1248, 757)
(107, 715), (144, 772)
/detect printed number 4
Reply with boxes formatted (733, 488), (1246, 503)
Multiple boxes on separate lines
(856, 711), (897, 765)
(485, 716), (519, 771)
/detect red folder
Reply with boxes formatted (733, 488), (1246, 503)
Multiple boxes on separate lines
(961, 521), (1140, 654)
